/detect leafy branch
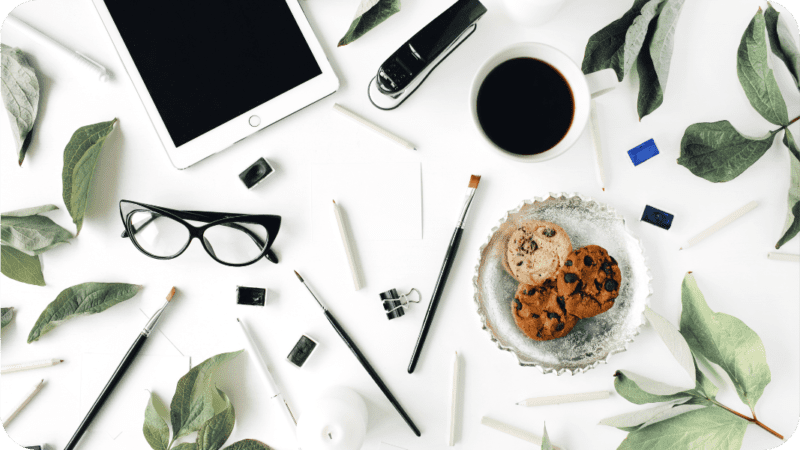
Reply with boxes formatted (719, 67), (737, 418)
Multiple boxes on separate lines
(601, 273), (782, 449)
(338, 0), (401, 47)
(678, 5), (800, 249)
(143, 351), (273, 450)
(1, 44), (40, 165)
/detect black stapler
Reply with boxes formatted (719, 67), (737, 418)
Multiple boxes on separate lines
(367, 0), (487, 110)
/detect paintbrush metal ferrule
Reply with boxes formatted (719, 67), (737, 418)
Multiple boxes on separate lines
(143, 287), (177, 336)
(295, 270), (327, 311)
(456, 176), (481, 228)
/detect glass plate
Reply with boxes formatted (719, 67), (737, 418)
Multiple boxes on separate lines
(473, 193), (652, 375)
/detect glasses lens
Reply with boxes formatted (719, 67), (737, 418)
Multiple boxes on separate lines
(126, 209), (190, 258)
(203, 221), (268, 265)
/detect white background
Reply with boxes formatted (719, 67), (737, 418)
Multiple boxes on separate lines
(1, 0), (799, 450)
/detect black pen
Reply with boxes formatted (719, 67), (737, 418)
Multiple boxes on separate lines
(408, 175), (481, 374)
(294, 271), (421, 437)
(63, 287), (177, 450)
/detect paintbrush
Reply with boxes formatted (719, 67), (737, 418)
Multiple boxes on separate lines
(294, 271), (421, 436)
(64, 287), (177, 450)
(408, 175), (481, 374)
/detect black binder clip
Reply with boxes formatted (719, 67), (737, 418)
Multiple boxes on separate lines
(379, 288), (421, 320)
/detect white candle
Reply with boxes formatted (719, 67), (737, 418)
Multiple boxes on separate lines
(297, 388), (368, 450)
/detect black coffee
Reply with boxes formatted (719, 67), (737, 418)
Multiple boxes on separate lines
(477, 58), (575, 155)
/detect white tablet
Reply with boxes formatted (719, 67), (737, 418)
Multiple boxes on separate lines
(91, 0), (339, 169)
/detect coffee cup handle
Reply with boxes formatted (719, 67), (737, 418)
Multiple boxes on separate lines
(585, 69), (618, 98)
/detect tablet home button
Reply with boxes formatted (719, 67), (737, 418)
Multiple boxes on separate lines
(249, 115), (261, 127)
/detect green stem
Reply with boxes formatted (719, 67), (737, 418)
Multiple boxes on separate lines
(709, 399), (784, 440)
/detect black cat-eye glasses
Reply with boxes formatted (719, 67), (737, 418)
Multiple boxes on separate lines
(119, 200), (281, 267)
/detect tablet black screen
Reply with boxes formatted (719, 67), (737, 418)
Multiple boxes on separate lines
(104, 0), (322, 147)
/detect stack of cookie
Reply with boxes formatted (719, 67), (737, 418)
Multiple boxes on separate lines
(504, 220), (622, 341)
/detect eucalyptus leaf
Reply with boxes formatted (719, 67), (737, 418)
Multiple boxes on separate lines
(223, 440), (274, 450)
(62, 119), (118, 235)
(776, 130), (800, 249)
(600, 397), (691, 430)
(144, 392), (170, 450)
(679, 273), (771, 411)
(644, 306), (696, 387)
(170, 350), (243, 441)
(1, 307), (14, 329)
(1, 204), (58, 218)
(1, 214), (73, 256)
(637, 18), (664, 120)
(614, 371), (689, 404)
(338, 0), (400, 47)
(582, 0), (655, 81)
(1, 43), (39, 166)
(738, 9), (789, 126)
(27, 282), (141, 343)
(678, 121), (778, 182)
(765, 4), (800, 86)
(197, 388), (236, 450)
(541, 422), (553, 450)
(617, 406), (748, 450)
(649, 0), (686, 89)
(1, 245), (45, 286)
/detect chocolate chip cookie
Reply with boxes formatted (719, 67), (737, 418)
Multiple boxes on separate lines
(505, 220), (573, 287)
(512, 281), (578, 341)
(557, 245), (621, 319)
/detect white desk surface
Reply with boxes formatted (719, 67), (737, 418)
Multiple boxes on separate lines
(1, 0), (799, 449)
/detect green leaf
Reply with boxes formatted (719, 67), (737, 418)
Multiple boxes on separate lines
(692, 359), (719, 400)
(765, 4), (800, 87)
(678, 121), (778, 182)
(144, 392), (170, 450)
(197, 388), (236, 450)
(1, 215), (73, 256)
(649, 0), (686, 89)
(776, 131), (800, 248)
(27, 282), (142, 343)
(61, 119), (118, 235)
(637, 15), (664, 120)
(614, 371), (689, 404)
(617, 406), (748, 450)
(582, 0), (662, 81)
(541, 422), (553, 450)
(173, 444), (198, 450)
(1, 44), (39, 166)
(600, 397), (693, 430)
(679, 273), (771, 411)
(338, 0), (400, 47)
(223, 440), (274, 450)
(1, 245), (45, 286)
(170, 350), (243, 441)
(737, 8), (789, 126)
(644, 306), (696, 387)
(1, 307), (14, 329)
(1, 204), (58, 217)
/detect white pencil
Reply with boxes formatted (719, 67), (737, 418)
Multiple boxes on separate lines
(333, 200), (363, 291)
(333, 103), (416, 150)
(6, 15), (111, 82)
(481, 416), (561, 450)
(2, 379), (45, 427)
(768, 252), (800, 262)
(1, 358), (64, 374)
(590, 99), (606, 191)
(236, 318), (298, 432)
(448, 351), (460, 446)
(680, 201), (758, 250)
(516, 390), (610, 407)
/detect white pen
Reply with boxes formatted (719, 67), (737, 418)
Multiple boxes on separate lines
(1, 358), (64, 374)
(236, 318), (297, 433)
(6, 15), (111, 82)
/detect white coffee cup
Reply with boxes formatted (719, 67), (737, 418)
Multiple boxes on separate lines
(469, 42), (617, 163)
(503, 0), (570, 26)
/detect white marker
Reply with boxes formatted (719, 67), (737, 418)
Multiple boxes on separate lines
(590, 99), (606, 191)
(448, 351), (460, 446)
(333, 200), (363, 291)
(6, 15), (111, 82)
(767, 252), (800, 262)
(236, 318), (297, 433)
(516, 390), (610, 407)
(333, 103), (416, 150)
(680, 201), (758, 250)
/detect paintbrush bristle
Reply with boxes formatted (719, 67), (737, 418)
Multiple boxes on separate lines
(166, 287), (176, 301)
(469, 175), (481, 189)
(294, 270), (304, 282)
